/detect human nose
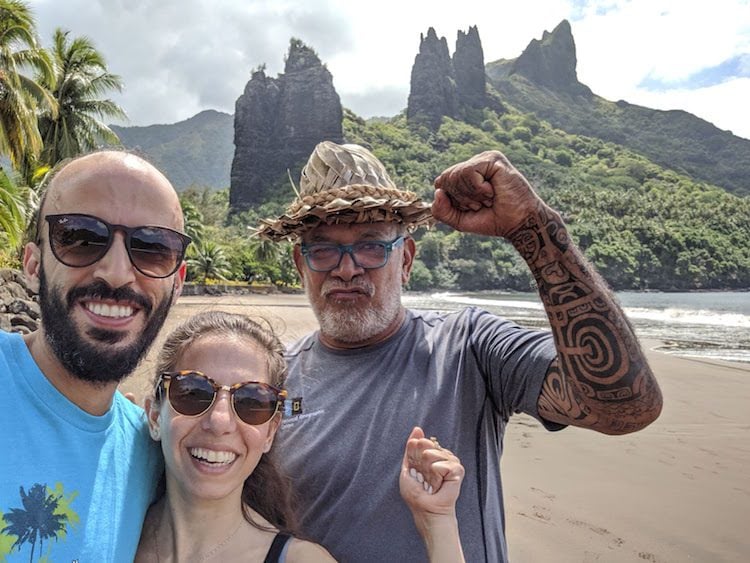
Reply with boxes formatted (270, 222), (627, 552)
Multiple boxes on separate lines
(201, 391), (237, 434)
(91, 232), (137, 287)
(330, 248), (364, 281)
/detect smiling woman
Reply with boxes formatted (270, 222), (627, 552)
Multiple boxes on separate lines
(135, 310), (335, 562)
(135, 310), (468, 562)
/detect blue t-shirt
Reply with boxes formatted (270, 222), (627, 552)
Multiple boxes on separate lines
(0, 330), (162, 562)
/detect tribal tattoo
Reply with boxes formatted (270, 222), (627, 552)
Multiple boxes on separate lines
(510, 204), (662, 434)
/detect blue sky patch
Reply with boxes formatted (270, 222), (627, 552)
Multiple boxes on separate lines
(639, 53), (750, 91)
(569, 0), (621, 20)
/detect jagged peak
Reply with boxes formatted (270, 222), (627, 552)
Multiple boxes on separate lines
(510, 19), (588, 94)
(423, 27), (438, 42)
(457, 25), (480, 42)
(418, 26), (451, 54)
(543, 20), (572, 42)
(284, 38), (323, 73)
(250, 64), (267, 80)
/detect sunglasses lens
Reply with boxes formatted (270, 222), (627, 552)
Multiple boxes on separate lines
(169, 374), (215, 416)
(49, 215), (110, 267)
(129, 227), (186, 278)
(233, 383), (279, 425)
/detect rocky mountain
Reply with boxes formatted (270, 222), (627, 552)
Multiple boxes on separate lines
(454, 26), (489, 110)
(407, 26), (496, 129)
(507, 20), (589, 96)
(111, 110), (233, 190)
(486, 20), (750, 196)
(229, 39), (343, 211)
(109, 22), (748, 199)
(406, 28), (458, 129)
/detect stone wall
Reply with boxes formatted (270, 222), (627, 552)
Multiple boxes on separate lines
(0, 269), (39, 334)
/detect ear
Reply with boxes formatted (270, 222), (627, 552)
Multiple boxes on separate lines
(263, 413), (282, 453)
(145, 397), (162, 442)
(400, 236), (417, 286)
(172, 261), (187, 299)
(292, 244), (306, 289)
(22, 242), (42, 294)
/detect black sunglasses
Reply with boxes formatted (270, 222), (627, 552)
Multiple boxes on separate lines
(45, 213), (191, 279)
(159, 371), (286, 426)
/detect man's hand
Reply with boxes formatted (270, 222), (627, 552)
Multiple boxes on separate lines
(432, 150), (543, 238)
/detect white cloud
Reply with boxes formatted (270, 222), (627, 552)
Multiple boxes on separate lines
(27, 0), (750, 139)
(629, 77), (750, 137)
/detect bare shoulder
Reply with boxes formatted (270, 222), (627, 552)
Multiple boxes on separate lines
(285, 538), (337, 562)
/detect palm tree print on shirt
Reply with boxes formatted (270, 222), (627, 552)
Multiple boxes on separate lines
(1, 484), (68, 562)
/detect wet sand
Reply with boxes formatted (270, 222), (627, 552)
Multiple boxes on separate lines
(122, 294), (750, 562)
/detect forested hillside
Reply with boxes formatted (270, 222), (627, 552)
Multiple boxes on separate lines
(340, 109), (750, 291)
(111, 110), (233, 189)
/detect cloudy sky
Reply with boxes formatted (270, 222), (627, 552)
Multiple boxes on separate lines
(29, 0), (750, 139)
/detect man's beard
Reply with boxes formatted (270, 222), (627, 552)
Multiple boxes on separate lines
(309, 278), (402, 344)
(38, 266), (174, 385)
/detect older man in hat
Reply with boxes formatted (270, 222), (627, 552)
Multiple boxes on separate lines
(257, 143), (662, 563)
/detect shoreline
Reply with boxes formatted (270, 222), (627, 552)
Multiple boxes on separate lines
(123, 294), (750, 562)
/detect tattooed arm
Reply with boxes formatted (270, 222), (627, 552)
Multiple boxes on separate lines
(433, 151), (663, 435)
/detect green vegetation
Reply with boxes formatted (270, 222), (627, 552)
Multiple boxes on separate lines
(344, 109), (750, 291)
(0, 1), (125, 267)
(0, 0), (55, 172)
(1, 2), (747, 291)
(486, 70), (750, 197)
(177, 188), (297, 286)
(111, 110), (234, 190)
(178, 108), (749, 291)
(37, 28), (126, 165)
(0, 168), (32, 253)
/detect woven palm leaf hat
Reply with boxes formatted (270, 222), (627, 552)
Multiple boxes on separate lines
(255, 141), (433, 241)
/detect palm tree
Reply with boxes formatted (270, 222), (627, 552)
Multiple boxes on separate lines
(0, 166), (35, 252)
(248, 236), (279, 264)
(187, 240), (232, 284)
(0, 0), (55, 169)
(180, 199), (205, 245)
(37, 28), (125, 166)
(2, 483), (67, 562)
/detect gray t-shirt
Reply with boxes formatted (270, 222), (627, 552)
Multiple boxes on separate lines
(277, 307), (559, 563)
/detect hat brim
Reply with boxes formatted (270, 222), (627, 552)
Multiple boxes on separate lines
(254, 186), (434, 241)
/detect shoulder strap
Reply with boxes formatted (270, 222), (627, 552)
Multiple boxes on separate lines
(263, 532), (292, 563)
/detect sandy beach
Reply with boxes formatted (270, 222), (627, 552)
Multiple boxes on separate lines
(123, 294), (750, 562)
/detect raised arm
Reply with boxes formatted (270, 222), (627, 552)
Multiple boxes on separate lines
(399, 427), (466, 563)
(433, 150), (663, 435)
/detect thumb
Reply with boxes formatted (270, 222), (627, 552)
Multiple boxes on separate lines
(431, 189), (463, 230)
(402, 426), (425, 469)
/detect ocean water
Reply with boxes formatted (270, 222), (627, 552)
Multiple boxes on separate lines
(403, 291), (750, 364)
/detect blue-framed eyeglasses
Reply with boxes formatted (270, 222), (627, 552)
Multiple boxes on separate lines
(300, 236), (405, 272)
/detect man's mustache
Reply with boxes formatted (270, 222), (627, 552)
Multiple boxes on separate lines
(66, 281), (152, 314)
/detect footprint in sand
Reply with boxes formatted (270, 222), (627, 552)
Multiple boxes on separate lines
(567, 518), (625, 549)
(531, 504), (551, 521)
(530, 486), (555, 501)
